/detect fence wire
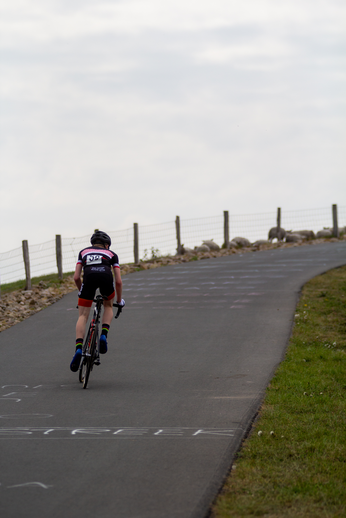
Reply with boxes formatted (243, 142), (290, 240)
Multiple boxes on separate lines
(281, 207), (334, 235)
(181, 215), (224, 250)
(138, 221), (177, 260)
(29, 240), (57, 279)
(0, 247), (25, 285)
(229, 212), (274, 244)
(1, 206), (345, 286)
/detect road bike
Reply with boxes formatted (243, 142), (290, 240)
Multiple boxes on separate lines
(79, 295), (123, 389)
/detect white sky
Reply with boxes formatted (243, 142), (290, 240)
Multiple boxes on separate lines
(1, 0), (345, 252)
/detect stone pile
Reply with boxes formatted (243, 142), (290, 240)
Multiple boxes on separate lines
(0, 278), (76, 332)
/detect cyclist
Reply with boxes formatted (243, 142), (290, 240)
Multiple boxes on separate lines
(70, 230), (125, 372)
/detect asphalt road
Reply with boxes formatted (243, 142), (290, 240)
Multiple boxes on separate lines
(1, 242), (345, 518)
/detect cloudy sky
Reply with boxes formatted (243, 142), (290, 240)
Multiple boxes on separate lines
(1, 0), (345, 252)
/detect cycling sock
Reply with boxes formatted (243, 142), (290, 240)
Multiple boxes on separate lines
(76, 338), (83, 350)
(101, 324), (110, 338)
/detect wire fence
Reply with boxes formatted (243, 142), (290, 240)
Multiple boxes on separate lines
(1, 206), (345, 286)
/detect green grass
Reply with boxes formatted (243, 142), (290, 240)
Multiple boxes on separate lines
(212, 265), (346, 518)
(0, 271), (74, 295)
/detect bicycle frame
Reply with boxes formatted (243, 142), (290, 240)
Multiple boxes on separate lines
(78, 295), (123, 389)
(78, 296), (103, 388)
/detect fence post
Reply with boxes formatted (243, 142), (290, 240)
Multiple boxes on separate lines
(22, 240), (31, 290)
(56, 235), (63, 280)
(223, 211), (229, 248)
(332, 204), (339, 238)
(175, 216), (183, 254)
(134, 223), (139, 263)
(277, 207), (282, 241)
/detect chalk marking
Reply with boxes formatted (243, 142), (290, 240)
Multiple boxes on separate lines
(8, 482), (52, 489)
(193, 429), (235, 437)
(1, 385), (28, 389)
(153, 429), (184, 436)
(0, 427), (239, 439)
(71, 428), (111, 435)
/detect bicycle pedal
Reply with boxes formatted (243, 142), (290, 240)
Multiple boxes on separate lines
(94, 357), (101, 366)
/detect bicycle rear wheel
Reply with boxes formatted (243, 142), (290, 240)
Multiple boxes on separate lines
(79, 327), (89, 384)
(82, 329), (97, 389)
(79, 326), (93, 387)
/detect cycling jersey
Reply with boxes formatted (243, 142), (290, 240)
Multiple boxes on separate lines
(77, 246), (119, 270)
(77, 246), (119, 307)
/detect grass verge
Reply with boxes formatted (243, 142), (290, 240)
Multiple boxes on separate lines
(0, 272), (74, 295)
(211, 265), (346, 518)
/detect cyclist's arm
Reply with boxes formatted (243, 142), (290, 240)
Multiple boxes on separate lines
(74, 263), (83, 291)
(114, 267), (123, 303)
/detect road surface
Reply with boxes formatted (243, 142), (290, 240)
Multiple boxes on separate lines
(0, 241), (345, 518)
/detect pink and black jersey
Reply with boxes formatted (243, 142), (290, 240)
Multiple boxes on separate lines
(77, 246), (119, 271)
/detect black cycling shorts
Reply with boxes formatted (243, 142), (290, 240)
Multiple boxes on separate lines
(78, 267), (115, 307)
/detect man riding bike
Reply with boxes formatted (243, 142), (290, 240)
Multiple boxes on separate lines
(70, 230), (125, 372)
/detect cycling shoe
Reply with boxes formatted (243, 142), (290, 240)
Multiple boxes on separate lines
(99, 335), (108, 354)
(70, 348), (82, 372)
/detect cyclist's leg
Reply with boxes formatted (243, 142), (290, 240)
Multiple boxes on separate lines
(76, 305), (91, 340)
(99, 298), (114, 354)
(71, 303), (92, 371)
(102, 298), (114, 326)
(71, 275), (95, 371)
(76, 270), (98, 339)
(99, 271), (115, 354)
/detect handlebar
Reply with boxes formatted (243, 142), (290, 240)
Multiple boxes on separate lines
(113, 302), (123, 319)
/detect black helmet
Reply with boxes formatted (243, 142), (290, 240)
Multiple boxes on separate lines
(90, 231), (111, 246)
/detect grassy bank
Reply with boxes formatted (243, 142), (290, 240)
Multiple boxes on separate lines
(0, 272), (74, 295)
(212, 265), (346, 517)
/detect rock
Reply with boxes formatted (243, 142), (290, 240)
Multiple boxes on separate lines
(316, 229), (332, 238)
(286, 233), (305, 243)
(291, 230), (315, 240)
(232, 237), (251, 247)
(182, 246), (194, 254)
(252, 240), (270, 246)
(202, 240), (220, 251)
(327, 226), (346, 236)
(195, 244), (210, 252)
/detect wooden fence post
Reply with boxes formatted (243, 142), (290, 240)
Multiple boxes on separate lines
(223, 211), (229, 249)
(175, 216), (183, 254)
(277, 207), (282, 241)
(332, 204), (339, 238)
(56, 234), (63, 280)
(134, 223), (139, 264)
(277, 207), (281, 227)
(22, 240), (31, 290)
